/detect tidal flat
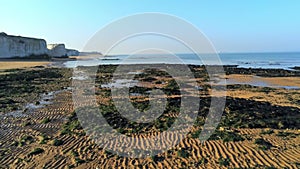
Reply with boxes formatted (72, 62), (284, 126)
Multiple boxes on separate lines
(0, 63), (299, 168)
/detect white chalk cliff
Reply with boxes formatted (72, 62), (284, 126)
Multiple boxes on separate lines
(66, 49), (79, 56)
(47, 44), (80, 57)
(47, 44), (67, 57)
(0, 32), (48, 58)
(0, 33), (79, 58)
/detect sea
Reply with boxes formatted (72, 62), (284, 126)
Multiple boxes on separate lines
(64, 52), (300, 70)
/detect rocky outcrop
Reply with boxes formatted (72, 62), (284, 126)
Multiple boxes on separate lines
(0, 32), (48, 58)
(47, 44), (67, 57)
(47, 44), (79, 57)
(66, 49), (79, 56)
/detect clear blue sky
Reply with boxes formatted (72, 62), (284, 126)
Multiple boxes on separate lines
(1, 0), (300, 53)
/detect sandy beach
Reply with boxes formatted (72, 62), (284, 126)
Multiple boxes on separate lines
(0, 61), (50, 70)
(226, 74), (300, 88)
(0, 63), (299, 168)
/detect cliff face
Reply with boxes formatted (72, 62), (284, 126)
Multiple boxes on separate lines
(47, 44), (79, 57)
(0, 33), (79, 58)
(66, 49), (79, 56)
(47, 44), (66, 57)
(0, 33), (48, 58)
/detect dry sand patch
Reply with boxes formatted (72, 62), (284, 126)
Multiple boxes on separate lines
(0, 61), (50, 70)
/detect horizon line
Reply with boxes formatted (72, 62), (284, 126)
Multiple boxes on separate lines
(95, 51), (300, 56)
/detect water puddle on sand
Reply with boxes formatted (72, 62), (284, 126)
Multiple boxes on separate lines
(3, 110), (26, 118)
(1, 89), (71, 119)
(101, 79), (139, 88)
(72, 70), (143, 88)
(72, 70), (89, 80)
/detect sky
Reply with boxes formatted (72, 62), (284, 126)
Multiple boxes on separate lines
(1, 0), (300, 53)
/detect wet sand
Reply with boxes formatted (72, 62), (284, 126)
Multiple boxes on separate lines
(69, 54), (103, 60)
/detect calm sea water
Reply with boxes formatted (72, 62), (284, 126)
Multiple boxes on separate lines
(65, 52), (300, 70)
